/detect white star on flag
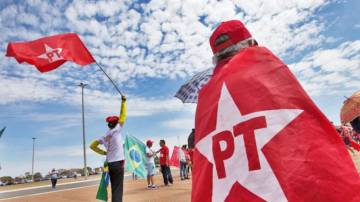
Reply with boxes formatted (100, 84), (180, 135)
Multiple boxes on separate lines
(196, 83), (303, 201)
(37, 44), (63, 63)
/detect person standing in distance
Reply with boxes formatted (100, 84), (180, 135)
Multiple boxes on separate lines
(90, 95), (126, 202)
(50, 168), (58, 189)
(179, 145), (187, 180)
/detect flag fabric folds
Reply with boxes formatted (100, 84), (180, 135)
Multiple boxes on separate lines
(169, 146), (180, 168)
(124, 135), (147, 178)
(6, 33), (95, 72)
(96, 163), (110, 202)
(193, 46), (360, 202)
(0, 127), (5, 139)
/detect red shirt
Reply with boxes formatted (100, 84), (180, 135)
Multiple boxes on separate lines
(159, 145), (169, 165)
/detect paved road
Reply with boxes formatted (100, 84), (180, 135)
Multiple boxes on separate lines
(0, 179), (99, 200)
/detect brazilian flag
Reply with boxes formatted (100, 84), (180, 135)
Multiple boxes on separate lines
(96, 163), (110, 202)
(124, 135), (147, 178)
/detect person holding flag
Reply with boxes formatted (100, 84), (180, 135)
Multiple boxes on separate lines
(90, 95), (126, 202)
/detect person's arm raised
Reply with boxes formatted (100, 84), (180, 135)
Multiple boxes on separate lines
(119, 95), (127, 127)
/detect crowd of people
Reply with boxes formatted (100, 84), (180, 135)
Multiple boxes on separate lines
(87, 94), (196, 202)
(144, 139), (194, 188)
(335, 118), (360, 151)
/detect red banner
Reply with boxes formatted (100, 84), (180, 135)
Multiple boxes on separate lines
(169, 146), (180, 168)
(6, 33), (95, 72)
(193, 46), (360, 202)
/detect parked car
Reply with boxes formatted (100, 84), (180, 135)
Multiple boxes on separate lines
(0, 181), (5, 186)
(5, 181), (14, 185)
(67, 172), (81, 178)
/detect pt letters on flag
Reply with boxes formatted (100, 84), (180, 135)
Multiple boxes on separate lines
(193, 47), (360, 202)
(6, 33), (95, 72)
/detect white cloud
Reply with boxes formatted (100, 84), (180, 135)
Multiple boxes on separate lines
(37, 145), (87, 157)
(16, 13), (39, 27)
(0, 74), (65, 104)
(1, 0), (354, 117)
(162, 117), (194, 130)
(85, 94), (190, 117)
(0, 0), (333, 104)
(290, 40), (360, 96)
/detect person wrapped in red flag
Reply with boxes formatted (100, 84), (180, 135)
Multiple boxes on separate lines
(6, 33), (95, 72)
(192, 20), (360, 202)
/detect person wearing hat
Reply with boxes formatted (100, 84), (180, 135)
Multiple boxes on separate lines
(145, 139), (157, 189)
(90, 95), (126, 202)
(210, 20), (258, 75)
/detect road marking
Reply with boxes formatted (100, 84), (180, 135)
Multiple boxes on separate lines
(0, 184), (98, 201)
(0, 178), (100, 194)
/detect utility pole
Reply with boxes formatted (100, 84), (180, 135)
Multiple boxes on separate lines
(78, 83), (88, 179)
(32, 137), (36, 181)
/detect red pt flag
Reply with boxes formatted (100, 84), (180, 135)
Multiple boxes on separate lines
(193, 46), (360, 202)
(6, 33), (95, 72)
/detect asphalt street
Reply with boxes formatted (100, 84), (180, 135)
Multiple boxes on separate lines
(0, 179), (99, 200)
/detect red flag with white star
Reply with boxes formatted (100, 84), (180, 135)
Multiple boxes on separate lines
(6, 33), (95, 72)
(193, 46), (360, 202)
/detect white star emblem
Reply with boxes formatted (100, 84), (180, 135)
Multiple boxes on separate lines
(196, 83), (303, 202)
(37, 44), (63, 63)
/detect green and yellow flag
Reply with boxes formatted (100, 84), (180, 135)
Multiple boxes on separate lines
(96, 163), (109, 202)
(124, 135), (147, 178)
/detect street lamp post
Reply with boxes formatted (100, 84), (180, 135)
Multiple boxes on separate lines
(79, 82), (88, 179)
(32, 137), (36, 181)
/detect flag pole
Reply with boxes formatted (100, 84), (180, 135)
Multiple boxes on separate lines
(95, 62), (124, 96)
(78, 83), (88, 180)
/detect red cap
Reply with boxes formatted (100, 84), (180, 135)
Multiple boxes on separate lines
(146, 140), (153, 146)
(106, 116), (119, 123)
(209, 20), (252, 54)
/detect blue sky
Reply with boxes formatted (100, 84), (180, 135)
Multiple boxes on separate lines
(0, 0), (359, 178)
